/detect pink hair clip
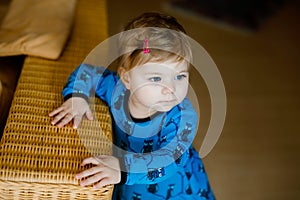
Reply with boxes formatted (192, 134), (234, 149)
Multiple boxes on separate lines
(143, 38), (150, 54)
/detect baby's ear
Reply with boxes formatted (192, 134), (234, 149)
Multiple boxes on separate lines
(119, 67), (131, 90)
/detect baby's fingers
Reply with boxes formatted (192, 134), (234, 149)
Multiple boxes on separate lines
(49, 106), (64, 117)
(79, 172), (105, 187)
(75, 165), (102, 180)
(55, 113), (74, 128)
(73, 115), (83, 129)
(81, 157), (102, 166)
(85, 109), (94, 121)
(93, 177), (111, 188)
(50, 110), (68, 126)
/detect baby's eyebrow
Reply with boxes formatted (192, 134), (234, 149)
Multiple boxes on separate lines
(178, 70), (189, 74)
(145, 71), (162, 75)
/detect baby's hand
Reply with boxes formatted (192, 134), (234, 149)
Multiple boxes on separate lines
(75, 155), (121, 188)
(49, 97), (93, 129)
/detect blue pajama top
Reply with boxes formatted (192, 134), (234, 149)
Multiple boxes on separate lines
(63, 63), (215, 200)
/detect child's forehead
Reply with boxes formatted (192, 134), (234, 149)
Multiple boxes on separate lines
(135, 60), (188, 72)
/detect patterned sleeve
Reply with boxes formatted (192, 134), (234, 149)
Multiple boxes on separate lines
(123, 98), (198, 185)
(62, 63), (118, 105)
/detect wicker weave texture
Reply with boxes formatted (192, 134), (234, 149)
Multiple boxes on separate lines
(0, 0), (114, 199)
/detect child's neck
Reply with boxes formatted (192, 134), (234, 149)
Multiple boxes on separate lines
(128, 97), (157, 119)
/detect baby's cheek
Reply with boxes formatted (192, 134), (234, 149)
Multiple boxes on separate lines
(177, 86), (188, 97)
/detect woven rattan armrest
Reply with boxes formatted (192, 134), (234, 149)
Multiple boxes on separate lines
(0, 0), (114, 199)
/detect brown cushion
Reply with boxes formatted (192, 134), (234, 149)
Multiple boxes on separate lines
(0, 0), (77, 60)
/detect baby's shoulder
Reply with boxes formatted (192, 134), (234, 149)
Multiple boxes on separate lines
(165, 98), (198, 124)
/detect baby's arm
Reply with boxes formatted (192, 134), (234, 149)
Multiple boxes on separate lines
(49, 97), (93, 129)
(49, 63), (113, 128)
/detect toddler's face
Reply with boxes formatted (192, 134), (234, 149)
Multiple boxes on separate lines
(123, 60), (189, 118)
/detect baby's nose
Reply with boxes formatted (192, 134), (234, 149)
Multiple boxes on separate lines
(161, 82), (175, 95)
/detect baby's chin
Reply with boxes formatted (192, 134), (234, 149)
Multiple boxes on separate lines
(151, 102), (180, 112)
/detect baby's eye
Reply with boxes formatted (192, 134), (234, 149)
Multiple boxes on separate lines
(149, 77), (162, 82)
(175, 74), (187, 80)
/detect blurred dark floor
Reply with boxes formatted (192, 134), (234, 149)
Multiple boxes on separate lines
(107, 1), (300, 199)
(0, 1), (24, 134)
(0, 56), (24, 135)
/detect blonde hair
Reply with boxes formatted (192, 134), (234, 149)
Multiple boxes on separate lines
(117, 12), (192, 75)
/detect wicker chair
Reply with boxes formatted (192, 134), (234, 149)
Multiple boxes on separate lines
(0, 0), (114, 199)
